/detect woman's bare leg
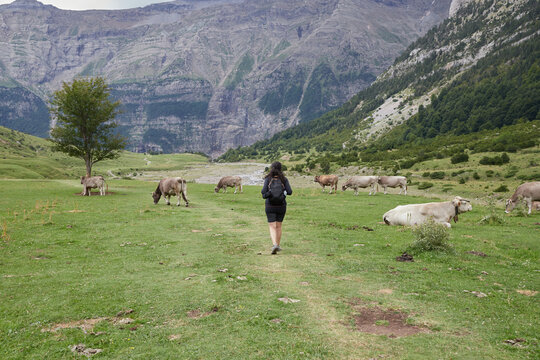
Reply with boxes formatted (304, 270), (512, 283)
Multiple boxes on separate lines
(268, 222), (278, 246)
(275, 222), (283, 246)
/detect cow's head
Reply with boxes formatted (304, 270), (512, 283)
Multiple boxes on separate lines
(341, 183), (349, 191)
(504, 199), (516, 213)
(314, 176), (320, 183)
(80, 176), (86, 184)
(152, 191), (161, 204)
(452, 197), (472, 213)
(214, 186), (220, 193)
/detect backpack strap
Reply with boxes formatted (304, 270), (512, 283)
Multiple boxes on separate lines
(268, 177), (284, 190)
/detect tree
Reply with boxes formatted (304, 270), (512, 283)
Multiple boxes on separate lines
(49, 77), (126, 190)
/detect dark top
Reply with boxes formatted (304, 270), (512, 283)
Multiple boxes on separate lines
(261, 176), (293, 206)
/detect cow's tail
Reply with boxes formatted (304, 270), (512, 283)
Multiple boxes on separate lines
(383, 215), (390, 225)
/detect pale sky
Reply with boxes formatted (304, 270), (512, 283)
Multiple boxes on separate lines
(0, 0), (170, 10)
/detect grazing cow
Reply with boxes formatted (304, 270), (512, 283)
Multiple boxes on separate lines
(152, 177), (189, 207)
(215, 176), (243, 194)
(383, 196), (472, 228)
(378, 176), (407, 195)
(342, 176), (379, 195)
(81, 175), (106, 196)
(314, 175), (339, 194)
(505, 182), (540, 214)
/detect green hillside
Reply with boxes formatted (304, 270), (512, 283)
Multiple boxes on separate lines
(0, 126), (208, 179)
(219, 0), (540, 167)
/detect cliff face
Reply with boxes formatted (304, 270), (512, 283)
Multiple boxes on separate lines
(0, 0), (452, 157)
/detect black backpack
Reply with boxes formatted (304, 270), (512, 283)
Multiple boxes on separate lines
(268, 178), (285, 205)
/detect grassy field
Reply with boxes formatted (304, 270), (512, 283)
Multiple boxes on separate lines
(0, 178), (538, 359)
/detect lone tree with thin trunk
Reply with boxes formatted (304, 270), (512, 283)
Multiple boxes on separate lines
(49, 77), (126, 189)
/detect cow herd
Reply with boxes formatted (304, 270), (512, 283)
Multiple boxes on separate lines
(79, 172), (540, 228)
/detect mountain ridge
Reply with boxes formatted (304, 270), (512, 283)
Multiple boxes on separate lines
(0, 0), (452, 156)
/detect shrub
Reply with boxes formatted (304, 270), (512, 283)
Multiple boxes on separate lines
(418, 182), (434, 189)
(473, 172), (480, 180)
(451, 153), (469, 164)
(422, 172), (431, 178)
(400, 159), (416, 169)
(517, 173), (540, 181)
(429, 171), (445, 179)
(320, 160), (331, 174)
(459, 178), (467, 184)
(493, 185), (509, 192)
(479, 153), (510, 165)
(485, 170), (494, 177)
(504, 167), (518, 178)
(406, 219), (452, 254)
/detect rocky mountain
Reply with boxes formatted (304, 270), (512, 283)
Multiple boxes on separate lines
(219, 0), (539, 164)
(0, 0), (453, 157)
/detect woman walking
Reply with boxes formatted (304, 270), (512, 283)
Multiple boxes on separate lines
(262, 161), (293, 254)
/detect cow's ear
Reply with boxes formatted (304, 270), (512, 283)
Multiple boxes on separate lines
(452, 198), (461, 207)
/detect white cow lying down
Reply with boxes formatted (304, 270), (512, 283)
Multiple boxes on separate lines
(383, 196), (472, 228)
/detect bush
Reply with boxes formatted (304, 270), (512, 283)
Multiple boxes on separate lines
(451, 153), (469, 164)
(319, 160), (331, 173)
(493, 185), (509, 192)
(422, 172), (431, 178)
(429, 171), (445, 179)
(517, 173), (540, 181)
(459, 178), (467, 184)
(473, 172), (480, 180)
(479, 153), (510, 165)
(418, 182), (434, 190)
(485, 170), (494, 177)
(504, 167), (518, 178)
(406, 219), (453, 254)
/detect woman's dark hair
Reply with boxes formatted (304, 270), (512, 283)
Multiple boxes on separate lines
(265, 161), (286, 183)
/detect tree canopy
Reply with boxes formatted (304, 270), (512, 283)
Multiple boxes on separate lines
(49, 77), (126, 180)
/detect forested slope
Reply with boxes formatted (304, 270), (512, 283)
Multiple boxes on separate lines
(220, 0), (539, 167)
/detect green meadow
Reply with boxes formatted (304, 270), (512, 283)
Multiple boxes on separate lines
(0, 178), (538, 359)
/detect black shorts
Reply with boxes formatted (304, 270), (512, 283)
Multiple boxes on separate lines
(265, 205), (286, 223)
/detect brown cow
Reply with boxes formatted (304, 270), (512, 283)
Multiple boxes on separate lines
(314, 175), (339, 194)
(81, 175), (107, 196)
(152, 177), (189, 207)
(215, 176), (243, 194)
(505, 181), (540, 214)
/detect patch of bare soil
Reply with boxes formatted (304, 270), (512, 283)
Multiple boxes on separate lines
(396, 252), (414, 262)
(466, 251), (487, 257)
(42, 310), (136, 334)
(70, 344), (102, 357)
(516, 289), (538, 296)
(349, 300), (426, 337)
(42, 318), (107, 334)
(186, 306), (219, 319)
